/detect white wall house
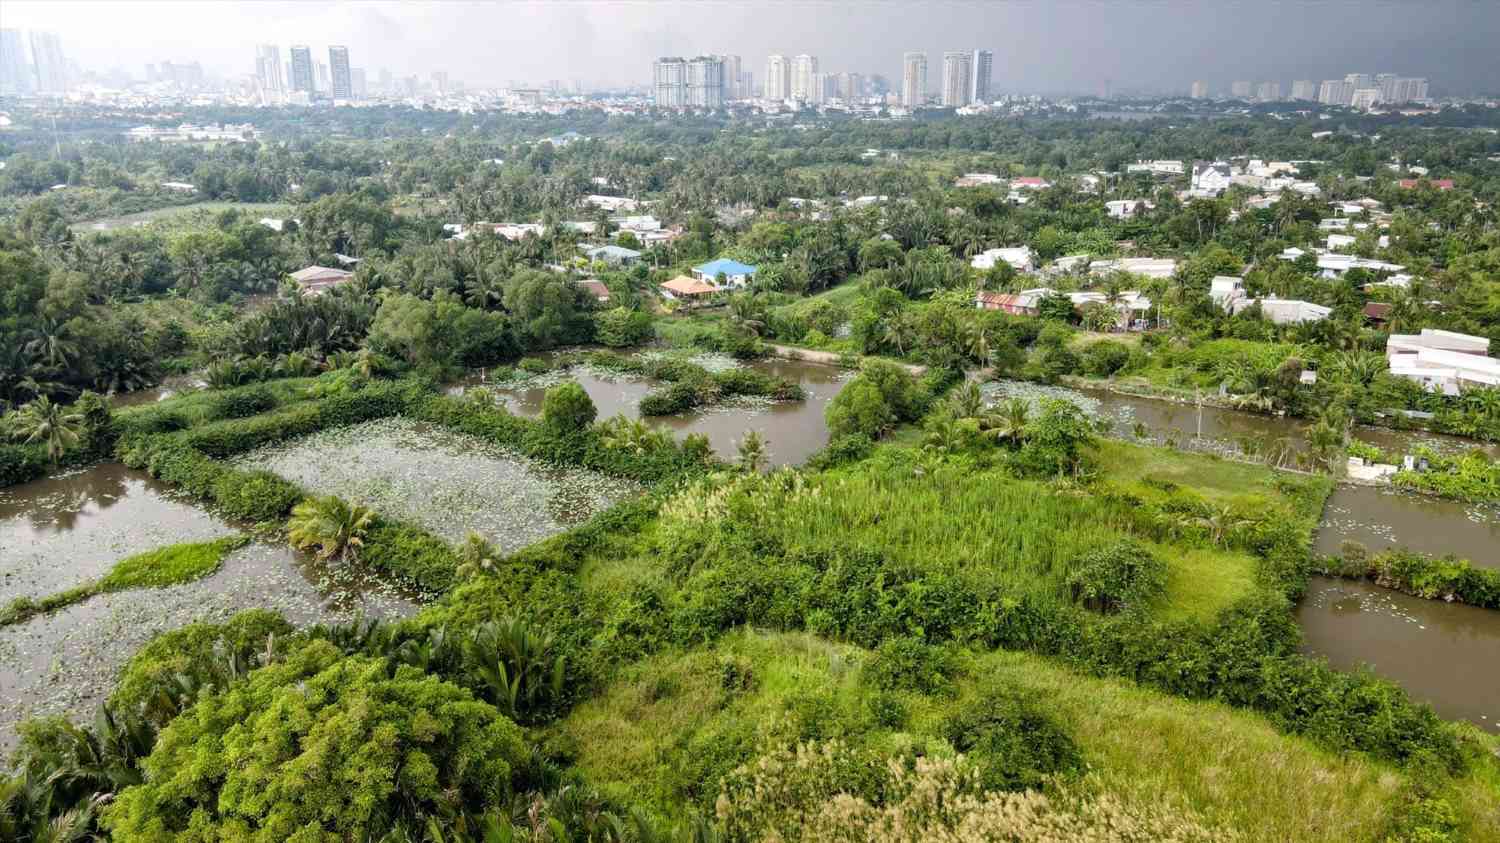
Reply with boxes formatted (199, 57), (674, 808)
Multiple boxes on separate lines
(1209, 276), (1245, 308)
(1089, 257), (1178, 279)
(1386, 330), (1500, 394)
(1231, 296), (1331, 325)
(1106, 199), (1154, 219)
(1191, 161), (1232, 195)
(971, 246), (1036, 272)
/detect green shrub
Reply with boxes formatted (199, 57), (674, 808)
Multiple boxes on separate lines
(942, 687), (1083, 791)
(1066, 539), (1168, 613)
(362, 520), (461, 594)
(210, 384), (277, 419)
(105, 641), (528, 842)
(594, 307), (655, 348)
(213, 469), (303, 521)
(542, 381), (597, 433)
(825, 379), (895, 439)
(1081, 340), (1131, 377)
(863, 636), (958, 695)
(110, 609), (294, 721)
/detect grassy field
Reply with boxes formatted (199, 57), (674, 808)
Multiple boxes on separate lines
(553, 629), (1456, 841)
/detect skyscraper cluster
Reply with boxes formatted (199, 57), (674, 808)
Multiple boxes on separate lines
(1189, 73), (1426, 106)
(1317, 73), (1427, 106)
(894, 49), (992, 108)
(654, 55), (741, 107)
(0, 28), (69, 95)
(258, 43), (363, 103)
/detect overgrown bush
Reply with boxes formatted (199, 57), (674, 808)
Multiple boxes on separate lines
(1081, 340), (1132, 377)
(542, 381), (598, 433)
(105, 641), (528, 842)
(1066, 539), (1168, 613)
(863, 636), (958, 696)
(942, 688), (1084, 791)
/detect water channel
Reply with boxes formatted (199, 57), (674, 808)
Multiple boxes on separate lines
(983, 378), (1500, 732)
(451, 357), (851, 468)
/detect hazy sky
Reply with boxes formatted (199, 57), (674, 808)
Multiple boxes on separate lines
(6, 0), (1498, 94)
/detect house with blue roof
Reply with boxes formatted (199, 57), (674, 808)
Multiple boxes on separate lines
(692, 258), (758, 288)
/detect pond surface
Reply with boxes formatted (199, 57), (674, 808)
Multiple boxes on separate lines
(232, 417), (641, 551)
(1, 464), (237, 603)
(107, 373), (206, 408)
(987, 379), (1499, 464)
(1297, 577), (1500, 733)
(0, 541), (420, 754)
(1313, 484), (1500, 569)
(453, 357), (850, 468)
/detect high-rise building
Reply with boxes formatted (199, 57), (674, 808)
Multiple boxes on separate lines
(1350, 88), (1382, 110)
(901, 51), (927, 107)
(1230, 80), (1252, 98)
(791, 54), (818, 100)
(971, 49), (993, 103)
(764, 54), (790, 100)
(29, 31), (67, 93)
(1255, 81), (1281, 101)
(1290, 80), (1317, 101)
(378, 67), (392, 93)
(1318, 78), (1352, 105)
(1344, 73), (1373, 91)
(941, 51), (972, 106)
(255, 45), (284, 100)
(720, 54), (742, 99)
(0, 29), (30, 94)
(352, 68), (367, 98)
(1378, 75), (1429, 104)
(1189, 80), (1209, 99)
(329, 46), (352, 99)
(316, 61), (330, 93)
(653, 57), (687, 107)
(687, 55), (725, 107)
(834, 72), (865, 100)
(289, 46), (314, 93)
(433, 71), (448, 94)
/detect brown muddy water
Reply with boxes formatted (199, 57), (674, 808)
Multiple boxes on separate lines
(1313, 484), (1500, 568)
(1, 464), (424, 753)
(0, 541), (421, 754)
(1, 464), (237, 603)
(451, 358), (851, 468)
(107, 373), (206, 408)
(1297, 577), (1500, 733)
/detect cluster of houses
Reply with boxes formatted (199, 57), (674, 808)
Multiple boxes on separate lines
(1386, 329), (1500, 395)
(952, 173), (1053, 204)
(659, 258), (759, 304)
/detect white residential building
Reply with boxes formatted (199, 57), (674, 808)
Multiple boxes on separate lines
(941, 51), (973, 106)
(1190, 161), (1232, 195)
(971, 246), (1036, 273)
(1326, 233), (1357, 252)
(1089, 257), (1178, 279)
(1209, 276), (1245, 308)
(1387, 330), (1498, 394)
(1106, 199), (1154, 219)
(1231, 296), (1331, 325)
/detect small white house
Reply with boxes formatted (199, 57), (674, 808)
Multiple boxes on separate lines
(1106, 199), (1154, 219)
(1089, 257), (1178, 279)
(1231, 296), (1330, 325)
(1326, 233), (1357, 252)
(971, 247), (1036, 273)
(1209, 276), (1245, 308)
(1191, 161), (1232, 195)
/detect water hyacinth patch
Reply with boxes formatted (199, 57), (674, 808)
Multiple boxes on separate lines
(232, 416), (642, 551)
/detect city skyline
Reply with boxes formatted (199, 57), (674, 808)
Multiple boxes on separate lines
(1, 1), (1494, 95)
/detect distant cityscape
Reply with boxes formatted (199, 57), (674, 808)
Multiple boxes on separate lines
(0, 25), (1466, 115)
(1189, 73), (1430, 107)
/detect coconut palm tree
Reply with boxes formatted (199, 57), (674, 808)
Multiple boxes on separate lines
(287, 496), (375, 563)
(981, 397), (1030, 446)
(456, 532), (499, 581)
(9, 397), (84, 465)
(948, 381), (986, 419)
